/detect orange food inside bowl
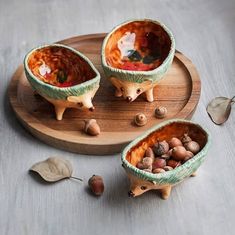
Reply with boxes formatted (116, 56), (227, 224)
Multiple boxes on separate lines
(28, 46), (96, 87)
(105, 21), (171, 71)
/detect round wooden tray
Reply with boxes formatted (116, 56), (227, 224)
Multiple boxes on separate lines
(8, 33), (201, 155)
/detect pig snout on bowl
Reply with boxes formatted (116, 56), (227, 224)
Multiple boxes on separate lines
(128, 191), (135, 197)
(126, 96), (133, 102)
(66, 85), (99, 112)
(81, 98), (95, 111)
(122, 86), (141, 102)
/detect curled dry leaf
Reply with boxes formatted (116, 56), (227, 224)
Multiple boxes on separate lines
(30, 157), (74, 182)
(207, 96), (235, 125)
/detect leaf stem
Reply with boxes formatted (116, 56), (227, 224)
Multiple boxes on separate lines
(231, 96), (235, 104)
(70, 176), (83, 182)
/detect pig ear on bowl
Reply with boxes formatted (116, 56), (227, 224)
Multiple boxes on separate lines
(67, 96), (79, 102)
(110, 76), (123, 87)
(147, 180), (156, 185)
(141, 80), (153, 88)
(142, 80), (152, 85)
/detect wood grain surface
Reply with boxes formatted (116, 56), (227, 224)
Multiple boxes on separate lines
(8, 34), (200, 155)
(0, 0), (235, 235)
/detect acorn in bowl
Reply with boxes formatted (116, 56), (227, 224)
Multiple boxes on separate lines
(101, 19), (175, 103)
(121, 119), (211, 199)
(24, 44), (100, 120)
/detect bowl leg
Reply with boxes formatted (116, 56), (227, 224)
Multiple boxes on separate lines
(190, 171), (197, 177)
(145, 88), (154, 102)
(159, 185), (172, 200)
(54, 105), (66, 121)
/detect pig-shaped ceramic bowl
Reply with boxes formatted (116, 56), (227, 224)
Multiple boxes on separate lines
(121, 119), (211, 199)
(24, 44), (100, 120)
(101, 19), (175, 103)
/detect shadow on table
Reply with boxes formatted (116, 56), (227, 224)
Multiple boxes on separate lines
(100, 172), (168, 209)
(28, 170), (54, 185)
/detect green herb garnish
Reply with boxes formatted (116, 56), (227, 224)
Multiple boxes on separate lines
(127, 50), (142, 61)
(57, 70), (67, 83)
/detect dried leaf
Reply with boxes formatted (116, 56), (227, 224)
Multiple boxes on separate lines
(30, 157), (73, 182)
(207, 96), (234, 125)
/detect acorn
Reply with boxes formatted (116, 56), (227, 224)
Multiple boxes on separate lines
(183, 157), (192, 162)
(163, 166), (173, 171)
(161, 140), (170, 153)
(155, 106), (167, 119)
(183, 151), (194, 162)
(169, 137), (183, 148)
(153, 140), (169, 156)
(134, 113), (147, 126)
(142, 157), (153, 168)
(153, 142), (165, 156)
(136, 162), (145, 169)
(181, 133), (192, 144)
(168, 149), (173, 156)
(152, 158), (166, 169)
(167, 159), (181, 168)
(145, 147), (155, 161)
(153, 168), (165, 174)
(160, 151), (171, 160)
(172, 146), (187, 161)
(84, 119), (100, 136)
(186, 151), (194, 158)
(161, 151), (171, 160)
(88, 175), (104, 196)
(184, 141), (200, 154)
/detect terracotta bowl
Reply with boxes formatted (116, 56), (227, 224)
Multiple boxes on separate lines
(101, 19), (175, 103)
(24, 44), (100, 120)
(121, 119), (211, 199)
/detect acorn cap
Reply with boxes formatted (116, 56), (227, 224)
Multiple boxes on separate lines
(84, 119), (100, 136)
(134, 113), (147, 126)
(155, 106), (167, 119)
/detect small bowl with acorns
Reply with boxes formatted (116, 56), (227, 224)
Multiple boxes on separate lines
(121, 119), (211, 199)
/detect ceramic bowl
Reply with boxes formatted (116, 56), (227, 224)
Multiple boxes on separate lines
(24, 44), (100, 120)
(101, 19), (175, 103)
(121, 119), (211, 199)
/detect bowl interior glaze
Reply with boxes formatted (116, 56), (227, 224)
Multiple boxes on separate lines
(104, 21), (172, 71)
(27, 45), (96, 88)
(126, 122), (208, 167)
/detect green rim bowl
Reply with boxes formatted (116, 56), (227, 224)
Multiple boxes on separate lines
(121, 119), (211, 185)
(24, 44), (100, 100)
(101, 19), (175, 83)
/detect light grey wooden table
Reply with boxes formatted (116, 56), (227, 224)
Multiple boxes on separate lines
(1, 0), (235, 234)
